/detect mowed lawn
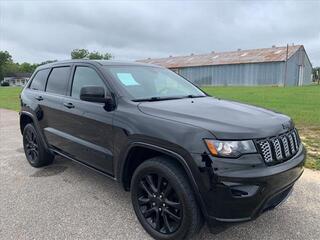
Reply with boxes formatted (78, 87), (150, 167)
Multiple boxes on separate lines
(0, 85), (319, 169)
(0, 86), (22, 111)
(203, 85), (320, 127)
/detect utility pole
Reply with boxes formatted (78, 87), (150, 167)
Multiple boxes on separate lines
(283, 44), (289, 87)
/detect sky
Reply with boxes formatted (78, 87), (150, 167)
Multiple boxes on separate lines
(0, 0), (320, 66)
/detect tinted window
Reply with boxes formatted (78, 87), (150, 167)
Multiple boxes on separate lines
(105, 66), (205, 100)
(29, 69), (50, 91)
(46, 67), (70, 95)
(71, 66), (105, 99)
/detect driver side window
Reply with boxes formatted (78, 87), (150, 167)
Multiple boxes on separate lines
(71, 66), (106, 99)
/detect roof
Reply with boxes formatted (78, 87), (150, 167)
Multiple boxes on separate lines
(4, 72), (32, 78)
(137, 45), (303, 68)
(38, 59), (157, 69)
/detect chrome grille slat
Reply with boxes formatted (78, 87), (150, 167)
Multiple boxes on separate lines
(272, 138), (283, 160)
(257, 129), (300, 165)
(257, 140), (273, 163)
(280, 135), (290, 158)
(288, 134), (296, 154)
(292, 130), (299, 150)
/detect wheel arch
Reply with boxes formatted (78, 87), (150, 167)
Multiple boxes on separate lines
(119, 142), (207, 217)
(19, 111), (50, 150)
(20, 113), (33, 134)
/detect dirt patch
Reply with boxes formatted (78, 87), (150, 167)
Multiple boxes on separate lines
(298, 126), (320, 170)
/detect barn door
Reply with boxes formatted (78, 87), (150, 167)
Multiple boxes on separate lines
(298, 65), (304, 86)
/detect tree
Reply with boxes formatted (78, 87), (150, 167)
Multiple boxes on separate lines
(71, 49), (113, 60)
(19, 62), (37, 73)
(71, 49), (89, 59)
(0, 50), (60, 83)
(313, 67), (320, 84)
(0, 51), (12, 65)
(87, 51), (104, 60)
(38, 60), (57, 66)
(3, 62), (19, 76)
(0, 51), (13, 81)
(103, 53), (113, 60)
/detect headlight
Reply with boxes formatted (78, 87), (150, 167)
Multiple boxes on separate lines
(204, 139), (256, 158)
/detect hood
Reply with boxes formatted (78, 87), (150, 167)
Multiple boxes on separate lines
(137, 97), (293, 139)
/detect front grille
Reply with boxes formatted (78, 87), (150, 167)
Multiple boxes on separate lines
(256, 129), (300, 165)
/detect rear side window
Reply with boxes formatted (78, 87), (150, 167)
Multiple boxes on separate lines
(46, 67), (70, 95)
(71, 66), (105, 99)
(29, 69), (50, 91)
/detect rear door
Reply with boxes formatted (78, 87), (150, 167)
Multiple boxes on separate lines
(41, 65), (73, 150)
(57, 64), (114, 175)
(23, 68), (51, 128)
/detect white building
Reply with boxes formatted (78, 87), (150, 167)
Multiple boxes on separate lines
(3, 73), (32, 86)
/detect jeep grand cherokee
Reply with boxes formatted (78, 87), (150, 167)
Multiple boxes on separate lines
(20, 60), (305, 240)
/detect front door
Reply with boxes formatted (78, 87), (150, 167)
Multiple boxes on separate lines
(57, 65), (114, 175)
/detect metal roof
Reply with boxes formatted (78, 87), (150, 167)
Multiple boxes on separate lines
(137, 45), (303, 68)
(4, 72), (32, 78)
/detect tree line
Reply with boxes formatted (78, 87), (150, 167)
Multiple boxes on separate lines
(313, 67), (320, 84)
(0, 49), (113, 81)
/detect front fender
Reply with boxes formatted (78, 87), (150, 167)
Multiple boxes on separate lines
(117, 140), (214, 221)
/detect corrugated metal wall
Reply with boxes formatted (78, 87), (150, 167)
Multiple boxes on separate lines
(177, 47), (312, 86)
(285, 51), (299, 86)
(178, 62), (284, 86)
(286, 48), (313, 86)
(302, 50), (313, 85)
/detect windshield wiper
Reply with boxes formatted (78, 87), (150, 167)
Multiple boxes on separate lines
(185, 94), (206, 98)
(132, 96), (184, 102)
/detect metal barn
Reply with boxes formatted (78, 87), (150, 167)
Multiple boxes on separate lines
(138, 45), (312, 86)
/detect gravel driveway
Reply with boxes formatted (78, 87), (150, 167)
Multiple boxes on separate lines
(1, 108), (319, 240)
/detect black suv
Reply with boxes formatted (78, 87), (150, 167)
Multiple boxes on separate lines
(20, 60), (305, 240)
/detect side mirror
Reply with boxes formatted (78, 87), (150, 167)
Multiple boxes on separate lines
(80, 86), (115, 111)
(80, 86), (106, 103)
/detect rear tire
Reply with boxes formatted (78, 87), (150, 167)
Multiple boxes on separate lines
(131, 156), (203, 240)
(23, 123), (54, 167)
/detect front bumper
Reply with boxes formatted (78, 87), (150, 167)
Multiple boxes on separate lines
(203, 144), (306, 229)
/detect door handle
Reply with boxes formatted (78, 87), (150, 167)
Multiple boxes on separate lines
(35, 96), (43, 101)
(63, 102), (75, 109)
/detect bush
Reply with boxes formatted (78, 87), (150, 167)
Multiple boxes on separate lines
(0, 81), (10, 87)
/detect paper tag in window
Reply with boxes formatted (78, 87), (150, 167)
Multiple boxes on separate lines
(117, 73), (139, 86)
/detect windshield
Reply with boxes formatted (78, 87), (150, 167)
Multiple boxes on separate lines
(104, 66), (206, 101)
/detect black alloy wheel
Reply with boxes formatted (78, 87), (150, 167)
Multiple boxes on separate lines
(23, 123), (54, 167)
(24, 127), (39, 164)
(137, 173), (182, 234)
(131, 157), (203, 240)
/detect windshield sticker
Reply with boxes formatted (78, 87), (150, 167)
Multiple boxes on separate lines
(117, 73), (140, 86)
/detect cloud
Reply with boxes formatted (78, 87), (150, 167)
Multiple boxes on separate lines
(0, 0), (319, 65)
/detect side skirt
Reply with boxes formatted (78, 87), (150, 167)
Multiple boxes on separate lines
(51, 148), (117, 181)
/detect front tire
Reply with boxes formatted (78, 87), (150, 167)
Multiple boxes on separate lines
(131, 156), (203, 240)
(23, 123), (54, 167)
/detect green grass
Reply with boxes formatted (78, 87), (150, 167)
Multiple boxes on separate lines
(202, 85), (320, 128)
(0, 85), (319, 169)
(0, 87), (22, 111)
